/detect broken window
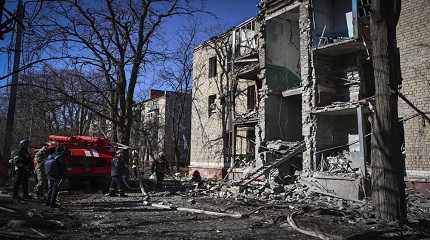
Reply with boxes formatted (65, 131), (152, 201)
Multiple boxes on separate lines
(235, 19), (257, 57)
(313, 0), (357, 47)
(208, 56), (217, 78)
(247, 85), (256, 111)
(208, 94), (216, 116)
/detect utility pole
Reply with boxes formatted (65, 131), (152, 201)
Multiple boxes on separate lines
(370, 0), (406, 222)
(1, 0), (24, 185)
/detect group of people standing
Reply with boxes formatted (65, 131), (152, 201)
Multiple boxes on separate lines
(11, 139), (65, 208)
(10, 140), (169, 205)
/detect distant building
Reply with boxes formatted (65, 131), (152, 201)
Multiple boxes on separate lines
(131, 89), (192, 173)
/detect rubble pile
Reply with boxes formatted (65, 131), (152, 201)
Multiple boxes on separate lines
(189, 179), (430, 239)
(325, 150), (354, 173)
(407, 190), (430, 218)
(265, 140), (299, 154)
(198, 175), (310, 204)
(0, 190), (80, 239)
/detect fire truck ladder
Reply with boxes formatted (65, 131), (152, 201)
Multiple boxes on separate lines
(236, 141), (306, 187)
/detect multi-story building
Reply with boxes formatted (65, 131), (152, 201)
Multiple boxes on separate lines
(191, 0), (430, 192)
(132, 89), (192, 173)
(190, 13), (303, 179)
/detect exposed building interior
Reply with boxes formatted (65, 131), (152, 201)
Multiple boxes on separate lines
(190, 0), (428, 202)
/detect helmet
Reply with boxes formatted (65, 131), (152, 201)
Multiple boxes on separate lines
(116, 149), (126, 156)
(40, 145), (48, 152)
(19, 139), (30, 148)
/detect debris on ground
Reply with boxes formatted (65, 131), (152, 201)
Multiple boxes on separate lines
(185, 174), (430, 240)
(1, 172), (429, 240)
(0, 190), (81, 239)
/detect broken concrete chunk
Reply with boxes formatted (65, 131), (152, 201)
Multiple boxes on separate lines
(7, 219), (27, 228)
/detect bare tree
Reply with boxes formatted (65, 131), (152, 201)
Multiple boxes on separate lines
(158, 25), (196, 171)
(1, 67), (109, 147)
(35, 0), (204, 146)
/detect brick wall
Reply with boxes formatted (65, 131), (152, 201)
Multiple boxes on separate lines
(397, 0), (430, 174)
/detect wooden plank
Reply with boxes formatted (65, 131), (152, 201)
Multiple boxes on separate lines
(145, 202), (243, 219)
(0, 206), (16, 213)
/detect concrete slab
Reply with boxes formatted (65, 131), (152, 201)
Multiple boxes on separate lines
(310, 174), (362, 200)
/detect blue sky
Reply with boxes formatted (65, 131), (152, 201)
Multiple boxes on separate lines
(140, 0), (258, 97)
(200, 0), (258, 28)
(0, 0), (258, 98)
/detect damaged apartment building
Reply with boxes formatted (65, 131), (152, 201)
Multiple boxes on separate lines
(191, 0), (430, 198)
(131, 89), (192, 173)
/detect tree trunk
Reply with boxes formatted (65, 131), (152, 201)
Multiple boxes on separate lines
(1, 1), (24, 185)
(221, 97), (229, 166)
(370, 0), (406, 222)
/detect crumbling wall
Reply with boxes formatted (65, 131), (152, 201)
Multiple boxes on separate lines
(255, 1), (304, 169)
(266, 10), (301, 89)
(299, 0), (316, 172)
(314, 53), (362, 107)
(303, 0), (371, 173)
(397, 0), (430, 176)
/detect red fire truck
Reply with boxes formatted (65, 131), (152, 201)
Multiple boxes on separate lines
(47, 135), (114, 189)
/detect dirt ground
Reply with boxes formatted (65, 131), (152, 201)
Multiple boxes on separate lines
(56, 192), (317, 240)
(0, 192), (316, 239)
(1, 180), (430, 240)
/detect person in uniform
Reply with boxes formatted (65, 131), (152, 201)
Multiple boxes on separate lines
(108, 149), (127, 197)
(44, 144), (66, 208)
(33, 145), (48, 200)
(131, 149), (139, 179)
(150, 152), (167, 189)
(12, 139), (32, 200)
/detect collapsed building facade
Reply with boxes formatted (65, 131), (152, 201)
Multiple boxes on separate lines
(190, 0), (430, 197)
(132, 89), (192, 173)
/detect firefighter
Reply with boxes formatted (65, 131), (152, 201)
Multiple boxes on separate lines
(108, 149), (127, 197)
(151, 152), (167, 189)
(12, 139), (32, 200)
(131, 149), (139, 179)
(33, 145), (48, 200)
(44, 144), (66, 208)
